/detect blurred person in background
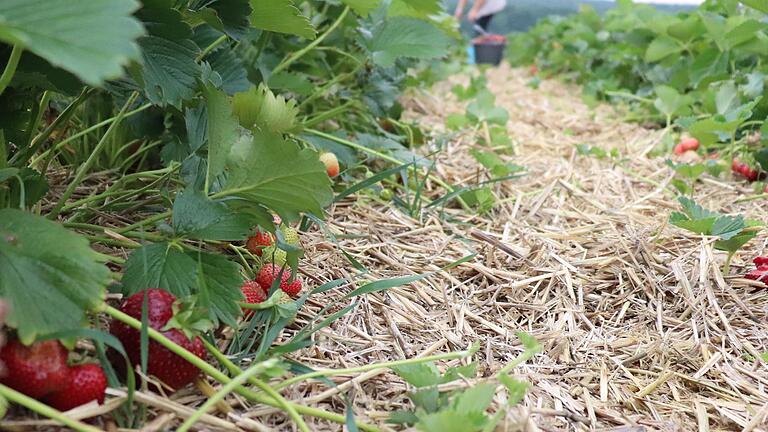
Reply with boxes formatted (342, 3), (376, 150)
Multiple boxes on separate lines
(454, 0), (508, 34)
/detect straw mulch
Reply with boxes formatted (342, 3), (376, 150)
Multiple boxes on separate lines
(286, 65), (768, 431)
(4, 65), (767, 432)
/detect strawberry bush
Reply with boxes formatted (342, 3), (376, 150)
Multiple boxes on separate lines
(508, 0), (768, 187)
(0, 0), (501, 428)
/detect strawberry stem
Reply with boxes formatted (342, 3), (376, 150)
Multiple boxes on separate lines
(0, 44), (22, 98)
(0, 384), (102, 432)
(200, 340), (309, 432)
(104, 305), (381, 432)
(274, 348), (476, 390)
(178, 359), (280, 432)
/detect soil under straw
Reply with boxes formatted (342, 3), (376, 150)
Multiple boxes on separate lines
(5, 65), (768, 431)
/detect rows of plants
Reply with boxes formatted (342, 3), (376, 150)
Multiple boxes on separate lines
(0, 0), (543, 430)
(506, 0), (768, 288)
(508, 0), (768, 195)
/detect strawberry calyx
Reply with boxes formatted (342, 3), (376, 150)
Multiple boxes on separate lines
(163, 297), (213, 340)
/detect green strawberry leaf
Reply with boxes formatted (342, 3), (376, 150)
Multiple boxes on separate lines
(249, 0), (316, 39)
(469, 150), (524, 177)
(741, 0), (768, 13)
(123, 243), (198, 298)
(388, 0), (442, 18)
(191, 0), (252, 40)
(452, 383), (496, 415)
(654, 85), (691, 118)
(343, 0), (383, 16)
(441, 362), (477, 384)
(206, 47), (250, 95)
(392, 363), (442, 387)
(370, 17), (450, 67)
(677, 196), (718, 220)
(715, 229), (759, 253)
(466, 91), (509, 126)
(645, 35), (683, 62)
(0, 209), (109, 343)
(416, 410), (488, 432)
(0, 0), (144, 86)
(194, 251), (243, 327)
(711, 215), (746, 240)
(172, 189), (252, 241)
(122, 243), (244, 325)
(220, 131), (333, 222)
(232, 85), (299, 133)
(498, 374), (529, 406)
(204, 85), (239, 192)
(669, 212), (717, 235)
(136, 0), (201, 108)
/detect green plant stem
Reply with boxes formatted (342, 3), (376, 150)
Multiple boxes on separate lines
(0, 384), (102, 432)
(305, 128), (471, 210)
(177, 360), (279, 432)
(297, 63), (363, 109)
(197, 35), (228, 61)
(272, 6), (350, 75)
(115, 210), (171, 234)
(48, 92), (139, 219)
(24, 91), (51, 148)
(30, 103), (153, 166)
(724, 252), (734, 276)
(302, 101), (355, 128)
(11, 88), (96, 167)
(103, 306), (381, 432)
(275, 349), (474, 390)
(0, 44), (23, 97)
(200, 340), (309, 431)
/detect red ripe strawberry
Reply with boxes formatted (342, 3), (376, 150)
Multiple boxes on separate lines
(754, 256), (768, 267)
(115, 288), (176, 329)
(146, 329), (205, 390)
(529, 64), (538, 75)
(240, 280), (267, 317)
(256, 263), (291, 291)
(745, 265), (768, 283)
(283, 278), (303, 298)
(319, 152), (340, 178)
(255, 263), (302, 297)
(246, 230), (274, 256)
(45, 364), (107, 411)
(0, 339), (70, 399)
(680, 138), (699, 152)
(109, 289), (206, 391)
(673, 143), (686, 155)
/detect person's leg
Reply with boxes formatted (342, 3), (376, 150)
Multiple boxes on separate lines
(475, 14), (494, 34)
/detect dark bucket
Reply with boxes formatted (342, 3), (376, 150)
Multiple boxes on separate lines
(473, 42), (505, 66)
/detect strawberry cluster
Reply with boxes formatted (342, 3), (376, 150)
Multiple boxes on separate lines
(745, 256), (768, 283)
(241, 215), (305, 315)
(0, 338), (107, 411)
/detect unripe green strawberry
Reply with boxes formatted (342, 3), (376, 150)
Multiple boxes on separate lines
(262, 245), (287, 266)
(275, 290), (293, 305)
(280, 226), (300, 245)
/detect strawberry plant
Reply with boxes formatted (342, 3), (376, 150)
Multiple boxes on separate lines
(389, 333), (540, 431)
(669, 197), (762, 272)
(507, 0), (768, 178)
(0, 0), (475, 429)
